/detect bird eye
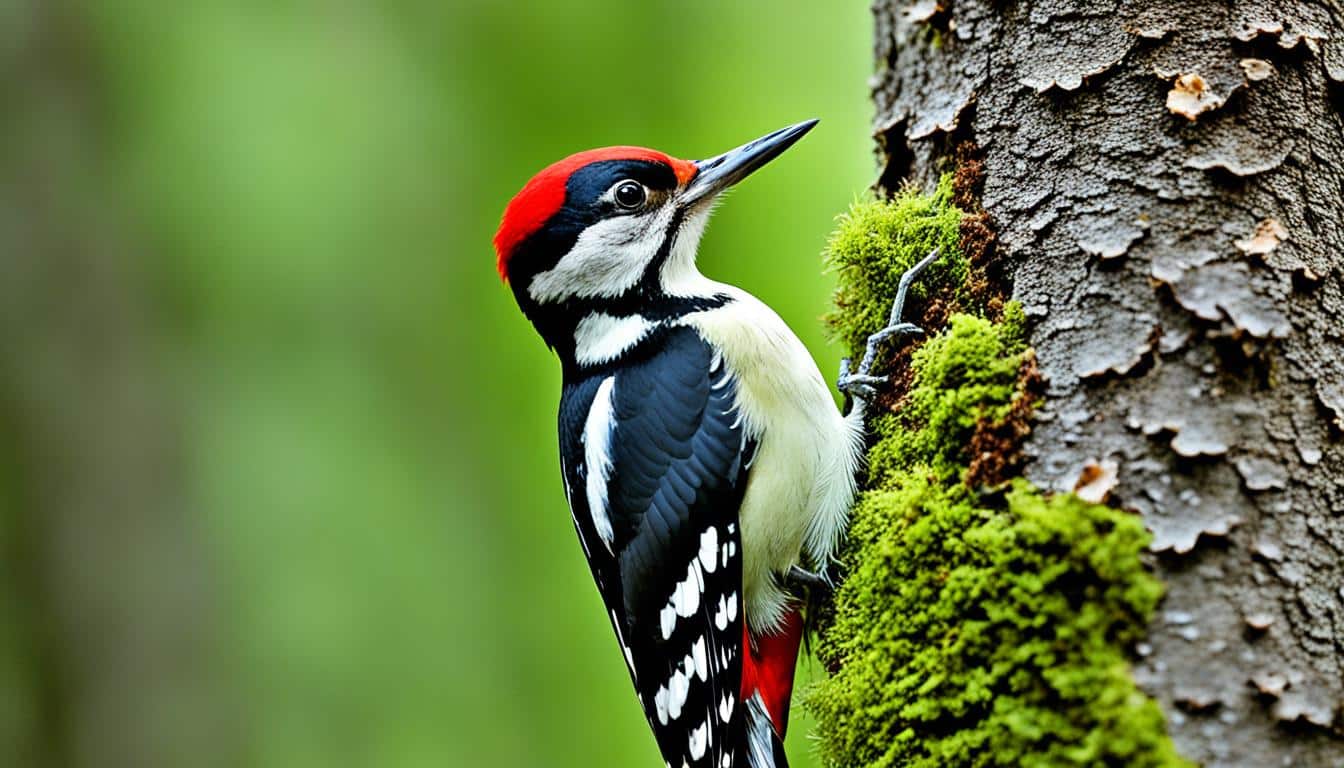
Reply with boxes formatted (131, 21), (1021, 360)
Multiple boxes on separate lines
(613, 180), (646, 209)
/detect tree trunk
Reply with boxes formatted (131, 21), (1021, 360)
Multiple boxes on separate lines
(0, 3), (240, 766)
(871, 1), (1343, 765)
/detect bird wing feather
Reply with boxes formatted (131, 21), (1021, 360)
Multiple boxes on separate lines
(559, 325), (758, 768)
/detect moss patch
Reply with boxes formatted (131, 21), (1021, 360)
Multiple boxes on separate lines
(863, 307), (1030, 488)
(806, 182), (1188, 768)
(825, 176), (967, 358)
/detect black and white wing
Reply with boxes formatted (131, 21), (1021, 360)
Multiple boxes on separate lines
(559, 325), (756, 768)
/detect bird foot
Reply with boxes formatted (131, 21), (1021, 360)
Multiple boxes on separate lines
(836, 247), (941, 405)
(786, 564), (833, 593)
(835, 359), (885, 403)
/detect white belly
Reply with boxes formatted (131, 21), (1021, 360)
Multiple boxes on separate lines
(681, 287), (863, 634)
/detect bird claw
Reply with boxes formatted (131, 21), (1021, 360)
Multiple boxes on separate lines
(869, 322), (923, 344)
(835, 247), (941, 402)
(836, 358), (888, 400)
(846, 374), (888, 387)
(838, 373), (886, 389)
(787, 564), (833, 592)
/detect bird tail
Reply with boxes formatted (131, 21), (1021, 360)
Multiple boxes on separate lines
(744, 693), (789, 768)
(741, 609), (803, 768)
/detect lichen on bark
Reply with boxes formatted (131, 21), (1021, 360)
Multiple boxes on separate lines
(806, 183), (1187, 767)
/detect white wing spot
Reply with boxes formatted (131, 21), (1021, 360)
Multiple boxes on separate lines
(689, 720), (709, 760)
(582, 377), (617, 552)
(718, 539), (737, 569)
(655, 685), (670, 725)
(691, 636), (708, 681)
(672, 561), (703, 618)
(719, 692), (735, 720)
(719, 647), (733, 667)
(660, 604), (677, 640)
(699, 527), (719, 574)
(714, 595), (729, 631)
(667, 669), (689, 721)
(726, 593), (738, 623)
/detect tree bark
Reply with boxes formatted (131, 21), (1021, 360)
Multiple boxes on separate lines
(872, 1), (1344, 765)
(0, 3), (240, 766)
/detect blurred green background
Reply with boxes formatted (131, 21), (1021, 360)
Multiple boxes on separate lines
(1, 2), (874, 767)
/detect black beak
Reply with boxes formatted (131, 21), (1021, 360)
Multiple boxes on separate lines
(681, 119), (818, 206)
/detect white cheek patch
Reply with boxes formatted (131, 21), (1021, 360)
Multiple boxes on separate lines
(528, 208), (671, 303)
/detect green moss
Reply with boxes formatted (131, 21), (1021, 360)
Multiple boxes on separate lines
(824, 176), (967, 356)
(865, 306), (1027, 487)
(806, 184), (1188, 768)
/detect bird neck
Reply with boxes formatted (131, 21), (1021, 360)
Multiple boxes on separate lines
(519, 286), (734, 379)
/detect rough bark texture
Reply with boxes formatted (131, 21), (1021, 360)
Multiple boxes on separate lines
(873, 1), (1344, 766)
(0, 3), (239, 766)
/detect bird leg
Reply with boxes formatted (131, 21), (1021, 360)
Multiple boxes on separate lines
(836, 247), (942, 412)
(786, 563), (832, 591)
(797, 249), (941, 598)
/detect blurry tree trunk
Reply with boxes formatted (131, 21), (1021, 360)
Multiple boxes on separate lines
(0, 3), (239, 767)
(872, 1), (1343, 765)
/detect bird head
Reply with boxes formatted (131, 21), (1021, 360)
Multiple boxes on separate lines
(494, 120), (818, 345)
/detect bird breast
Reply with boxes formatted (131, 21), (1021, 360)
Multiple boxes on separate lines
(679, 286), (863, 635)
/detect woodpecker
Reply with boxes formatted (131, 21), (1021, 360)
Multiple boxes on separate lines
(494, 120), (935, 768)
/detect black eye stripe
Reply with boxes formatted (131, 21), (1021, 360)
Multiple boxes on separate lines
(565, 160), (676, 211)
